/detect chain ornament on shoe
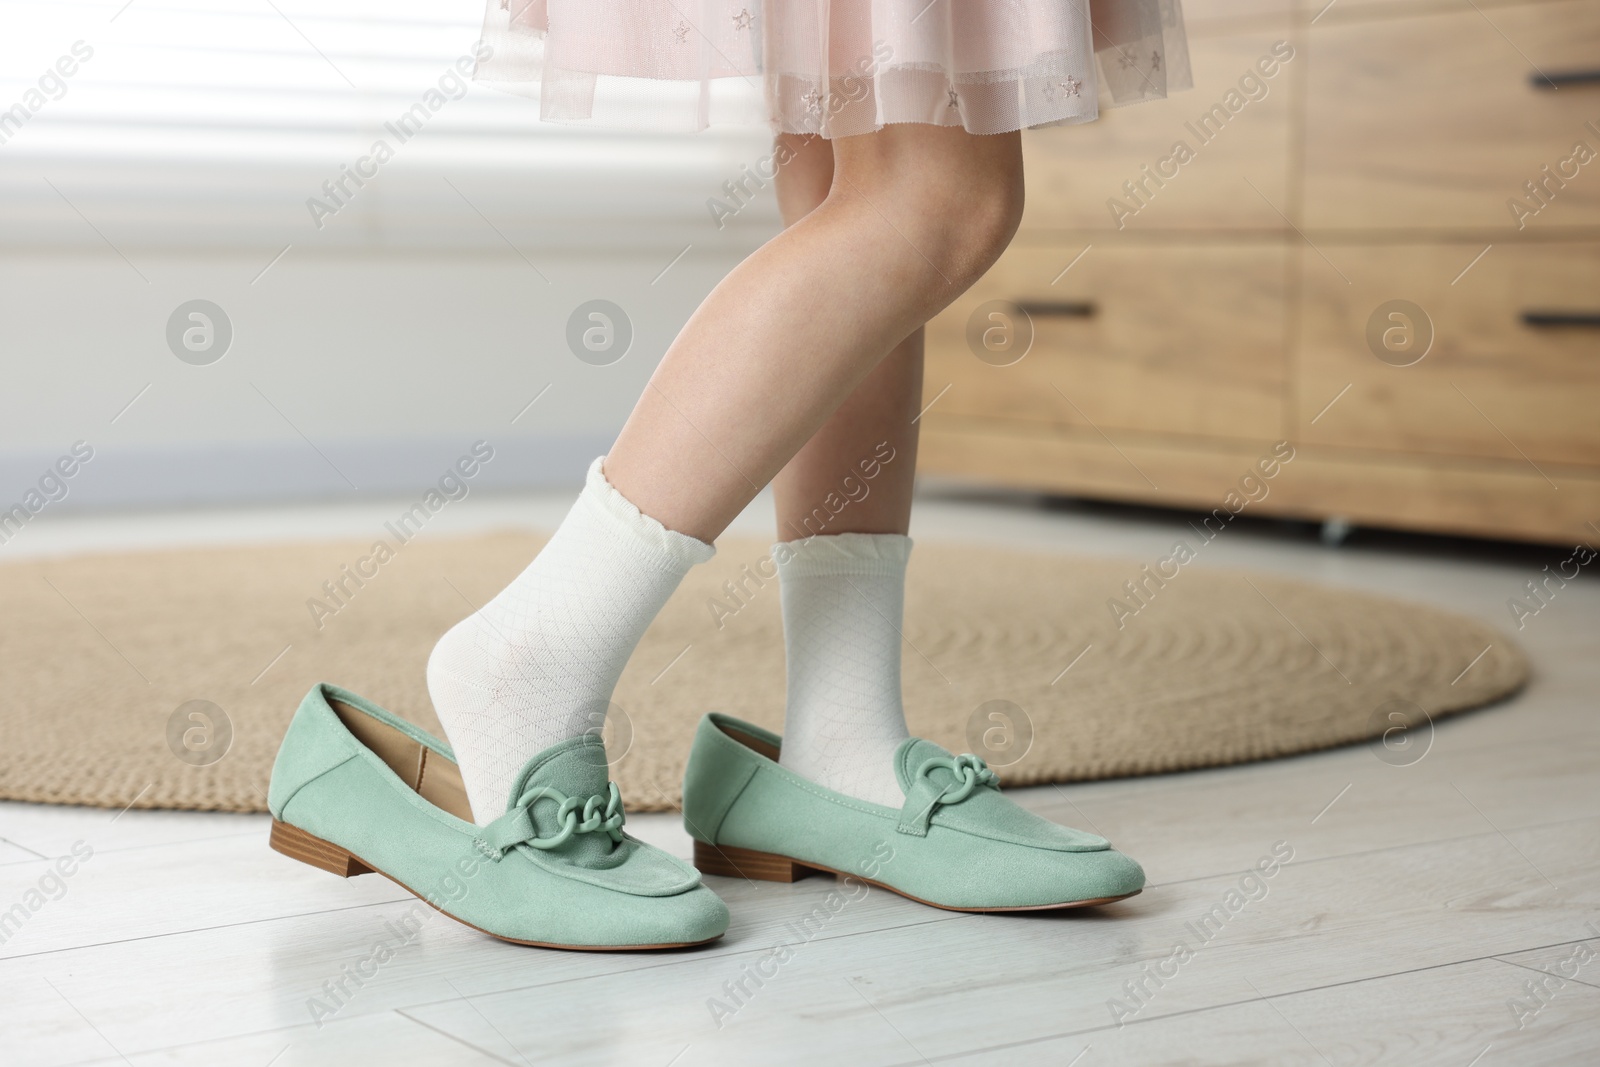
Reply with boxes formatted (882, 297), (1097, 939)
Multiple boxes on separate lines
(473, 782), (626, 860)
(896, 752), (1000, 836)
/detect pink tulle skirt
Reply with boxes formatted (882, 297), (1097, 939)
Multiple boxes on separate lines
(478, 0), (1191, 136)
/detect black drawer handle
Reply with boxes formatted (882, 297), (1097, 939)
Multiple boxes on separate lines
(1522, 310), (1600, 328)
(1013, 300), (1098, 318)
(1530, 68), (1600, 89)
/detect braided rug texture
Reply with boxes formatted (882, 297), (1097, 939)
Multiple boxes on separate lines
(0, 532), (1526, 813)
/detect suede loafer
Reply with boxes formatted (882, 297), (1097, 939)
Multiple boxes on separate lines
(682, 713), (1144, 911)
(268, 684), (728, 950)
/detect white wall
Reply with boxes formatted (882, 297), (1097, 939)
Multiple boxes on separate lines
(0, 0), (784, 513)
(0, 241), (770, 511)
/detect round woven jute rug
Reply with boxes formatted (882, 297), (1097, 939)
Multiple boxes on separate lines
(0, 532), (1526, 815)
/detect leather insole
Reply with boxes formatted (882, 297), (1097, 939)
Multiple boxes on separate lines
(331, 699), (474, 822)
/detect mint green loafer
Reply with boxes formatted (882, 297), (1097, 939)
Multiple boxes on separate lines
(682, 713), (1143, 912)
(268, 684), (728, 950)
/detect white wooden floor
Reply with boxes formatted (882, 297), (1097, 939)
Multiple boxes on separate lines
(3, 488), (1597, 1067)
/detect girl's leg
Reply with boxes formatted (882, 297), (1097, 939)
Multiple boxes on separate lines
(603, 122), (1020, 541)
(768, 136), (923, 542)
(765, 134), (927, 805)
(431, 125), (1022, 821)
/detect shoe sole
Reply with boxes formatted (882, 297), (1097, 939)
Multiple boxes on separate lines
(694, 840), (1141, 912)
(270, 820), (721, 952)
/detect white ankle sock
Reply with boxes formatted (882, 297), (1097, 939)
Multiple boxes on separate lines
(775, 532), (913, 807)
(427, 457), (713, 823)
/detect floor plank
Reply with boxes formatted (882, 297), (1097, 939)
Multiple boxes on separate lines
(1024, 727), (1600, 885)
(941, 958), (1600, 1067)
(61, 1009), (514, 1067)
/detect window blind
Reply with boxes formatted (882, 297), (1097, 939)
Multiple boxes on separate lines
(0, 0), (773, 249)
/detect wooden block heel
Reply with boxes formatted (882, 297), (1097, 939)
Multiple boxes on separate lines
(693, 840), (818, 883)
(270, 819), (373, 878)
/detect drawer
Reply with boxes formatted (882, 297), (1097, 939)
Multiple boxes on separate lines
(924, 243), (1289, 440)
(920, 419), (1600, 543)
(1022, 28), (1295, 231)
(1304, 0), (1600, 230)
(1296, 243), (1600, 466)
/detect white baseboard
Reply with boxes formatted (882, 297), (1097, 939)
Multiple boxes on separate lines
(0, 434), (612, 516)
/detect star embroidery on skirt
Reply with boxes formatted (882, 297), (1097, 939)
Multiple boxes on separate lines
(1151, 50), (1162, 71)
(1062, 74), (1082, 97)
(801, 88), (823, 116)
(672, 20), (691, 42)
(1118, 52), (1138, 70)
(731, 8), (754, 30)
(947, 87), (960, 109)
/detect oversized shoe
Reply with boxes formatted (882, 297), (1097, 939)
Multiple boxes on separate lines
(681, 713), (1145, 912)
(268, 684), (728, 950)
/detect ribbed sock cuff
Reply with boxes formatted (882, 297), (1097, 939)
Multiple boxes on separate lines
(773, 532), (912, 580)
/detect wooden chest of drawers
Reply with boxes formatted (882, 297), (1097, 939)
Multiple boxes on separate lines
(918, 0), (1600, 544)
